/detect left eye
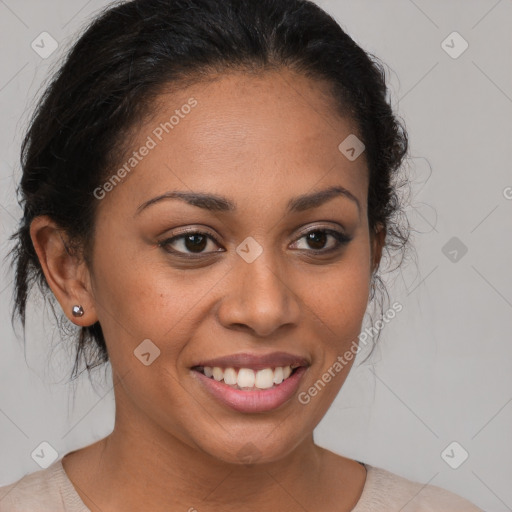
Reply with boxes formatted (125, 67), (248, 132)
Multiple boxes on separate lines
(292, 229), (352, 252)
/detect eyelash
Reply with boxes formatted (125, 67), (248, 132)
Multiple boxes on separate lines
(157, 227), (352, 259)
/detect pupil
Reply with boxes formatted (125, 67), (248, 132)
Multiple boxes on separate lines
(185, 234), (207, 252)
(307, 231), (326, 250)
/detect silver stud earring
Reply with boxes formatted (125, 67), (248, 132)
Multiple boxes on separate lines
(72, 305), (84, 317)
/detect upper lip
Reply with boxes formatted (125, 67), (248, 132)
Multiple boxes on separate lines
(192, 351), (310, 371)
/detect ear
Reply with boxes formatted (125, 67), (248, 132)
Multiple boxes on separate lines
(370, 222), (386, 275)
(29, 215), (98, 326)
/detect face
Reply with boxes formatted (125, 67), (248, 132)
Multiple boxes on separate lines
(86, 69), (381, 464)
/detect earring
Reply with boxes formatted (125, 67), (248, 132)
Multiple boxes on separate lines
(72, 305), (84, 317)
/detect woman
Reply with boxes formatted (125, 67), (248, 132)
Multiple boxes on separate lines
(0, 0), (483, 510)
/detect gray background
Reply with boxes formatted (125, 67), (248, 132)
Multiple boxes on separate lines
(0, 0), (511, 510)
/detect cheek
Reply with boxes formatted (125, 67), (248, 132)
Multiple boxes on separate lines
(305, 249), (371, 341)
(88, 234), (183, 349)
(89, 249), (198, 424)
(294, 256), (370, 421)
(91, 227), (175, 319)
(299, 241), (371, 377)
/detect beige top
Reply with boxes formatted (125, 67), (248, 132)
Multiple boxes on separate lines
(0, 459), (483, 511)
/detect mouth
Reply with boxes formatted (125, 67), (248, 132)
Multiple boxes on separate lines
(191, 363), (301, 391)
(190, 352), (309, 413)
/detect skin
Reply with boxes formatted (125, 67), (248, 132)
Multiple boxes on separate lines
(30, 68), (385, 512)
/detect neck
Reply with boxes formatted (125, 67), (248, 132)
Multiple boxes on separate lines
(85, 431), (324, 512)
(69, 411), (328, 511)
(63, 380), (364, 512)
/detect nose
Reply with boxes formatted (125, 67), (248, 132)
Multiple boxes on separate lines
(216, 254), (301, 338)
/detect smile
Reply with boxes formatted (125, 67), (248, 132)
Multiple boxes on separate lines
(195, 364), (300, 390)
(190, 352), (309, 413)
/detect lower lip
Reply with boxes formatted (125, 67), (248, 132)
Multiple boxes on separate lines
(192, 367), (307, 413)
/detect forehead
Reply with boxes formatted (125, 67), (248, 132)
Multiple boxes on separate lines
(103, 68), (368, 213)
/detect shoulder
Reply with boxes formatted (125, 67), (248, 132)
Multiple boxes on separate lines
(0, 459), (86, 512)
(355, 464), (484, 512)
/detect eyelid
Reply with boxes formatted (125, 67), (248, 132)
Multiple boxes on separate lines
(168, 226), (220, 241)
(294, 222), (349, 238)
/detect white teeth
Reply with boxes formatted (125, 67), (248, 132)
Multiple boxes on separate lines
(237, 368), (255, 388)
(200, 365), (296, 390)
(255, 368), (274, 389)
(273, 366), (284, 385)
(223, 367), (237, 386)
(212, 367), (223, 381)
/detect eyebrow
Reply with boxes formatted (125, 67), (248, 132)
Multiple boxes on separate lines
(135, 185), (361, 216)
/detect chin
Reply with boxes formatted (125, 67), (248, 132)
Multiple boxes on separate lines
(197, 428), (306, 466)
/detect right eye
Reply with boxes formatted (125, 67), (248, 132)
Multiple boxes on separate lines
(158, 230), (224, 258)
